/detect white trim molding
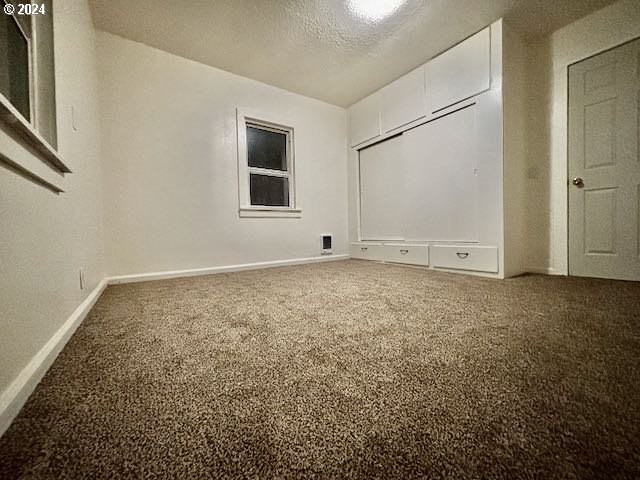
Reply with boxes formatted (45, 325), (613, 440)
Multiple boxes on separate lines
(526, 266), (562, 276)
(0, 90), (68, 174)
(107, 254), (350, 284)
(239, 207), (302, 218)
(0, 279), (108, 437)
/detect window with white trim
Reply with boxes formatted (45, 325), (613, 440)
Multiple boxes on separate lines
(1, 0), (56, 145)
(1, 0), (66, 189)
(237, 109), (300, 218)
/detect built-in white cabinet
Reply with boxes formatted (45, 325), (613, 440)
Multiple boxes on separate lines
(381, 66), (427, 133)
(359, 134), (405, 241)
(427, 28), (491, 112)
(382, 244), (429, 266)
(348, 26), (492, 148)
(402, 104), (479, 243)
(348, 19), (528, 279)
(350, 242), (429, 266)
(430, 245), (498, 273)
(350, 242), (384, 261)
(349, 93), (381, 147)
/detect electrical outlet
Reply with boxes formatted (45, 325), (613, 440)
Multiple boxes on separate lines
(79, 269), (85, 290)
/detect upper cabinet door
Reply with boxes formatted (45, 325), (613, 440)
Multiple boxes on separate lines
(381, 66), (427, 133)
(427, 27), (491, 113)
(349, 92), (381, 147)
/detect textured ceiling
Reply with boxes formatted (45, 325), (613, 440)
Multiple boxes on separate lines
(89, 0), (617, 107)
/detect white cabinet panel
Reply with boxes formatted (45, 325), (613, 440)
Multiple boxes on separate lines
(350, 242), (383, 261)
(381, 67), (427, 133)
(431, 245), (498, 273)
(349, 92), (381, 147)
(381, 244), (429, 266)
(359, 135), (405, 241)
(402, 104), (479, 242)
(428, 27), (491, 112)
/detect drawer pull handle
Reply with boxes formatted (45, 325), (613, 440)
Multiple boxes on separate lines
(361, 247), (368, 252)
(456, 252), (469, 259)
(400, 249), (409, 255)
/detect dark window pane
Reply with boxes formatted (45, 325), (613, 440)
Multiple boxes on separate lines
(247, 126), (287, 171)
(0, 13), (30, 121)
(250, 174), (289, 207)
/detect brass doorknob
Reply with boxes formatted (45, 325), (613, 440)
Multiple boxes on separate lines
(572, 177), (584, 188)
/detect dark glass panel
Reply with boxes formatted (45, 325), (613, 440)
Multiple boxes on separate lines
(250, 174), (289, 207)
(0, 13), (30, 121)
(247, 126), (287, 171)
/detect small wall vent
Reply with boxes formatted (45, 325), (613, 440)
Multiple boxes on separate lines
(321, 234), (333, 255)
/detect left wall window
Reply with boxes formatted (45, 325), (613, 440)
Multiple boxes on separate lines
(1, 0), (63, 176)
(0, 6), (31, 122)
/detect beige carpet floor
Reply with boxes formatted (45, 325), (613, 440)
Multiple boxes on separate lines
(1, 260), (639, 479)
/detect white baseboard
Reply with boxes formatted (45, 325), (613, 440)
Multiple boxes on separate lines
(0, 279), (108, 438)
(107, 254), (351, 284)
(526, 266), (562, 275)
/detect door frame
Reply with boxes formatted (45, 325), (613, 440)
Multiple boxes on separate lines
(565, 35), (640, 276)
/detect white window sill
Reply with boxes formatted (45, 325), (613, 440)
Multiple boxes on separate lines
(239, 207), (302, 218)
(0, 94), (69, 191)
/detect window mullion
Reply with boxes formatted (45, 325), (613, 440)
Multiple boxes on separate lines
(248, 167), (289, 178)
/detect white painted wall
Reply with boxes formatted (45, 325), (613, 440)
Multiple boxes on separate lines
(525, 0), (640, 274)
(0, 0), (105, 407)
(502, 22), (528, 278)
(97, 32), (348, 276)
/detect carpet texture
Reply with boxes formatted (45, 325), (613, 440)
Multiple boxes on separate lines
(1, 260), (639, 479)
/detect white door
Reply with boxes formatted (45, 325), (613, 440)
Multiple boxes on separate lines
(568, 38), (640, 281)
(359, 135), (405, 241)
(402, 104), (479, 242)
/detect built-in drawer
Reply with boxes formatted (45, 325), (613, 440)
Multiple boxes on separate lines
(350, 242), (383, 261)
(382, 243), (429, 266)
(430, 245), (498, 273)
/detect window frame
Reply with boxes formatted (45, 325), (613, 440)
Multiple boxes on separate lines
(236, 108), (301, 218)
(3, 3), (34, 122)
(0, 0), (68, 193)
